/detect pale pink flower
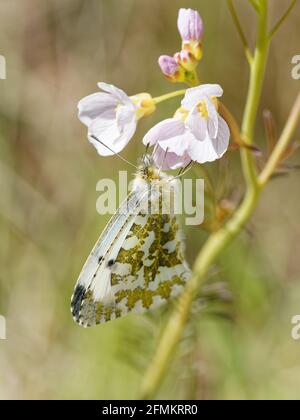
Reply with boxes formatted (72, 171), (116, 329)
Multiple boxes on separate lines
(143, 84), (230, 166)
(78, 83), (138, 156)
(183, 84), (225, 142)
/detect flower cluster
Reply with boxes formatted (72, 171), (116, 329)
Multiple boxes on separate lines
(158, 8), (204, 84)
(77, 9), (230, 170)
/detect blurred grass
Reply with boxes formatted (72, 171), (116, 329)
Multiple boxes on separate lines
(0, 0), (300, 399)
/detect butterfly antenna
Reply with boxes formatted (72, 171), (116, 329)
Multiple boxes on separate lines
(143, 144), (150, 164)
(169, 161), (194, 182)
(181, 161), (194, 177)
(90, 134), (138, 170)
(158, 147), (169, 176)
(177, 167), (184, 177)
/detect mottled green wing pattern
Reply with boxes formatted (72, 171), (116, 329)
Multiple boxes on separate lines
(72, 209), (190, 326)
(71, 172), (191, 327)
(110, 211), (190, 314)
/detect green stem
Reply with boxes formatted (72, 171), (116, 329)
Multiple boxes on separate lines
(259, 92), (300, 186)
(186, 71), (200, 87)
(140, 0), (271, 400)
(153, 89), (186, 105)
(268, 0), (297, 40)
(242, 0), (269, 144)
(227, 0), (253, 64)
(240, 0), (269, 188)
(248, 0), (259, 12)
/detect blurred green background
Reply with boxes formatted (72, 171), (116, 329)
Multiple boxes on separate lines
(0, 0), (300, 400)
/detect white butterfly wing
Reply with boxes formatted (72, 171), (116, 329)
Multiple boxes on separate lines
(71, 177), (191, 326)
(71, 189), (148, 324)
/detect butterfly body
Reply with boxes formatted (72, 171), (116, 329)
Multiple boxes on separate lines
(71, 157), (191, 326)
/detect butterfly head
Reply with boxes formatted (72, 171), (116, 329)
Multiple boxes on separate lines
(137, 154), (162, 182)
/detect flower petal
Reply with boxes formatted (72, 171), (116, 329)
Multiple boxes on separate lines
(116, 104), (137, 131)
(158, 55), (179, 77)
(143, 118), (185, 147)
(205, 96), (219, 138)
(116, 104), (137, 146)
(182, 84), (223, 109)
(88, 114), (137, 157)
(177, 8), (203, 42)
(187, 116), (229, 163)
(88, 119), (121, 156)
(77, 92), (118, 126)
(153, 144), (191, 170)
(185, 105), (207, 141)
(214, 116), (230, 156)
(97, 82), (132, 105)
(158, 131), (194, 156)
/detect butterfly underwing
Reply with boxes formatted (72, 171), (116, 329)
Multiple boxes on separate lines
(71, 156), (191, 326)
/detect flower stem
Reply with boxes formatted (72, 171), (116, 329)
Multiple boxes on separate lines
(153, 89), (186, 105)
(248, 0), (259, 12)
(259, 92), (300, 186)
(186, 71), (200, 87)
(140, 0), (272, 400)
(227, 0), (253, 64)
(268, 0), (297, 40)
(240, 0), (269, 189)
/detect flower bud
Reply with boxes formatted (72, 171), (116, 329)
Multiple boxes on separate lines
(182, 41), (203, 61)
(177, 8), (204, 43)
(174, 50), (198, 72)
(158, 55), (185, 82)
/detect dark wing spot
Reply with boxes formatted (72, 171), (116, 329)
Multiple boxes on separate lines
(98, 256), (103, 264)
(107, 259), (115, 267)
(71, 284), (86, 320)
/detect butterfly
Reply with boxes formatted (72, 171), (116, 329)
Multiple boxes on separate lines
(71, 155), (191, 326)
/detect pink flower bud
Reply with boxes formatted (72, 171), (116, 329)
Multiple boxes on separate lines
(158, 55), (179, 77)
(158, 55), (185, 82)
(177, 8), (204, 43)
(174, 50), (197, 72)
